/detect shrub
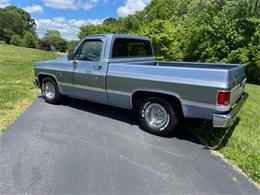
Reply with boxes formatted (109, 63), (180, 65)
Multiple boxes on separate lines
(22, 32), (37, 48)
(10, 34), (22, 46)
(38, 40), (51, 51)
(42, 30), (68, 52)
(0, 40), (6, 44)
(247, 64), (260, 84)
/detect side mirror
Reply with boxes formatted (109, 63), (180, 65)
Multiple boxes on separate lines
(67, 52), (74, 61)
(67, 41), (80, 61)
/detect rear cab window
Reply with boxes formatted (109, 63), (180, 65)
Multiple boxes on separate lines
(112, 38), (153, 58)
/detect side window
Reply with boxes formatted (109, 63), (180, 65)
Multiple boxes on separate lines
(112, 38), (153, 58)
(77, 40), (103, 62)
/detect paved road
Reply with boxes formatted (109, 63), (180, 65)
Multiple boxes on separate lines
(0, 97), (259, 195)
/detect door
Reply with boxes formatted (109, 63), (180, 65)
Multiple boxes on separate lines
(72, 39), (108, 103)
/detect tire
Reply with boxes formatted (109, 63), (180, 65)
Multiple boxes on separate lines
(41, 77), (63, 104)
(139, 97), (179, 136)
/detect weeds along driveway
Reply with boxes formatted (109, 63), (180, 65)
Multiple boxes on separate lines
(0, 97), (259, 194)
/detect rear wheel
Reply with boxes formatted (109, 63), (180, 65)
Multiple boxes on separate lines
(41, 77), (63, 104)
(139, 97), (179, 136)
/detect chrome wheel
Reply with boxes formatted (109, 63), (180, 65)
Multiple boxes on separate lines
(144, 103), (168, 129)
(43, 82), (56, 100)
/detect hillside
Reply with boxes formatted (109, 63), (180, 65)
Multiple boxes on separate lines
(0, 44), (58, 132)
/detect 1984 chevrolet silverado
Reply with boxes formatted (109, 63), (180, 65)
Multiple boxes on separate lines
(33, 34), (247, 136)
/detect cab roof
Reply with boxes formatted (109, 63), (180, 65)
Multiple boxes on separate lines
(85, 34), (150, 41)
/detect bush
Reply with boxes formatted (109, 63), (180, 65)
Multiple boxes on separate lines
(38, 40), (51, 51)
(10, 34), (22, 46)
(0, 40), (6, 44)
(42, 30), (68, 52)
(22, 32), (37, 48)
(247, 63), (260, 84)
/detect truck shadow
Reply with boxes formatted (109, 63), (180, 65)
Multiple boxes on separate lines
(184, 117), (239, 150)
(58, 97), (203, 145)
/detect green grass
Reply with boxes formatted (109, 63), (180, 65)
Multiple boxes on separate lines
(189, 84), (260, 184)
(0, 44), (58, 132)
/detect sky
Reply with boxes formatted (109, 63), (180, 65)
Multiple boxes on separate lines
(0, 0), (151, 40)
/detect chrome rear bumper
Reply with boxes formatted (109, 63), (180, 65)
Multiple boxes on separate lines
(213, 93), (248, 128)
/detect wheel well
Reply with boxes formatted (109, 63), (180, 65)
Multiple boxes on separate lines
(38, 74), (57, 87)
(132, 91), (184, 118)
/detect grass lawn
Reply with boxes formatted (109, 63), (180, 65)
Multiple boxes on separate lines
(189, 84), (260, 184)
(0, 44), (58, 132)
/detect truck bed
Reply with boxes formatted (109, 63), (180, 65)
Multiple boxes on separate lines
(124, 60), (246, 85)
(133, 61), (239, 70)
(107, 60), (246, 110)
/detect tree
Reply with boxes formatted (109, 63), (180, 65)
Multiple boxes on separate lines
(79, 24), (119, 39)
(144, 0), (192, 21)
(43, 30), (68, 52)
(4, 6), (36, 34)
(0, 6), (37, 45)
(120, 15), (140, 33)
(103, 17), (118, 26)
(139, 20), (183, 60)
(0, 9), (23, 43)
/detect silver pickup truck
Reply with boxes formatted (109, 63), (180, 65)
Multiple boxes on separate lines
(34, 34), (247, 136)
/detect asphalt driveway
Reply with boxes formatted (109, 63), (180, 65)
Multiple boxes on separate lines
(0, 97), (259, 194)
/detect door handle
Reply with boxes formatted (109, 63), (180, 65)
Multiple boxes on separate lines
(73, 60), (79, 69)
(94, 64), (102, 70)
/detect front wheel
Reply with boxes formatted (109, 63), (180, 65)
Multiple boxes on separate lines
(41, 77), (63, 104)
(139, 97), (179, 136)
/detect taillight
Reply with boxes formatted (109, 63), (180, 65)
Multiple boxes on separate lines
(217, 91), (230, 106)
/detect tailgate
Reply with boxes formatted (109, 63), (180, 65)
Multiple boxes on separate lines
(230, 78), (246, 107)
(228, 64), (246, 107)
